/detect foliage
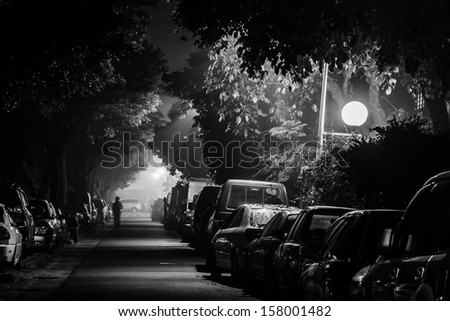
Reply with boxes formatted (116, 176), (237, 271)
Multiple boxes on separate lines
(296, 117), (450, 209)
(0, 1), (168, 201)
(173, 0), (450, 129)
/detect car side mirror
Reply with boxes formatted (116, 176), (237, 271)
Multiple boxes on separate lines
(378, 228), (393, 257)
(272, 229), (285, 240)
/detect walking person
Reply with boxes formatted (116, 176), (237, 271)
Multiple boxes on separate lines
(112, 196), (123, 228)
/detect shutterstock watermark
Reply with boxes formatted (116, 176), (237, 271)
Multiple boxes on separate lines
(100, 132), (349, 170)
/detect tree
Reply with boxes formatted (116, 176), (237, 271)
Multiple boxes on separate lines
(0, 0), (165, 202)
(173, 0), (450, 130)
(163, 49), (264, 183)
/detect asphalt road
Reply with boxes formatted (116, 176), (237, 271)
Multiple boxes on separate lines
(42, 214), (257, 301)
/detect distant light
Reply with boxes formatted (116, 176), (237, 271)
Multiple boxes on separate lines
(341, 101), (368, 126)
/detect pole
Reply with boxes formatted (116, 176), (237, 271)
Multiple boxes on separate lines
(317, 62), (329, 152)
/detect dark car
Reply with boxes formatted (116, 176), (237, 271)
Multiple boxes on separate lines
(272, 205), (355, 298)
(0, 183), (35, 257)
(205, 180), (289, 250)
(58, 204), (80, 243)
(207, 203), (296, 284)
(151, 198), (164, 222)
(29, 198), (62, 254)
(299, 209), (402, 300)
(245, 209), (301, 295)
(191, 186), (220, 251)
(93, 198), (108, 226)
(353, 171), (450, 301)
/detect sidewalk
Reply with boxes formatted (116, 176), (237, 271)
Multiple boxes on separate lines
(0, 224), (112, 300)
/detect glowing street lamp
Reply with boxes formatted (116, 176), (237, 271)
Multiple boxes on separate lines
(341, 101), (368, 126)
(317, 63), (368, 152)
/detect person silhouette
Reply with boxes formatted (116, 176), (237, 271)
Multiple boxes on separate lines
(112, 196), (123, 228)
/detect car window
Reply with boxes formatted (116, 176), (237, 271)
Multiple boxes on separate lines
(229, 207), (245, 228)
(226, 185), (283, 209)
(294, 212), (338, 243)
(286, 210), (306, 241)
(361, 217), (401, 262)
(323, 216), (359, 260)
(251, 208), (278, 227)
(395, 182), (450, 255)
(282, 214), (299, 233)
(0, 187), (20, 208)
(261, 213), (282, 237)
(30, 201), (50, 219)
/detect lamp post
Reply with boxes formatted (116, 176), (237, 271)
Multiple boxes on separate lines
(317, 61), (368, 154)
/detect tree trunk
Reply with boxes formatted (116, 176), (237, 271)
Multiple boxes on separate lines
(368, 82), (387, 127)
(425, 89), (450, 132)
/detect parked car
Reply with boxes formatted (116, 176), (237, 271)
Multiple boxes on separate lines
(92, 198), (108, 226)
(54, 206), (70, 243)
(29, 198), (62, 254)
(58, 204), (81, 243)
(207, 203), (295, 284)
(299, 209), (402, 300)
(179, 194), (198, 243)
(245, 209), (301, 295)
(151, 198), (164, 222)
(0, 204), (22, 269)
(353, 171), (450, 301)
(191, 186), (220, 251)
(0, 183), (35, 257)
(205, 180), (289, 250)
(272, 205), (355, 298)
(121, 198), (142, 213)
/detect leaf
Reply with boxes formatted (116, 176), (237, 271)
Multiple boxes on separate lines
(236, 116), (242, 124)
(386, 86), (392, 95)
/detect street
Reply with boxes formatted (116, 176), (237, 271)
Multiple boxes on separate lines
(0, 213), (257, 301)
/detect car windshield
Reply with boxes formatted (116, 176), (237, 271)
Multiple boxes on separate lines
(227, 186), (283, 208)
(0, 186), (20, 208)
(250, 208), (279, 226)
(310, 214), (338, 230)
(30, 201), (50, 219)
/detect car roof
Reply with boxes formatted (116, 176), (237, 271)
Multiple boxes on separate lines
(223, 179), (285, 187)
(340, 209), (404, 219)
(424, 171), (450, 186)
(304, 205), (356, 213)
(240, 203), (298, 212)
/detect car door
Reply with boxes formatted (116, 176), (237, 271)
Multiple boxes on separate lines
(393, 181), (450, 300)
(215, 207), (245, 269)
(370, 181), (450, 300)
(248, 213), (283, 279)
(273, 210), (306, 288)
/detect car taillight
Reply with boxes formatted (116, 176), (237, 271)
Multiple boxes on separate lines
(0, 226), (10, 242)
